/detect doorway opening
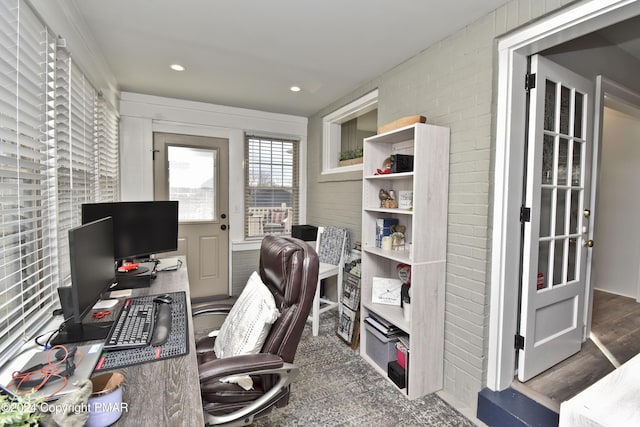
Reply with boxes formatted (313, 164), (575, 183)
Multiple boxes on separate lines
(488, 0), (640, 398)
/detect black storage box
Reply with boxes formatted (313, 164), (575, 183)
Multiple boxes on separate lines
(390, 154), (414, 173)
(388, 360), (406, 389)
(292, 224), (318, 241)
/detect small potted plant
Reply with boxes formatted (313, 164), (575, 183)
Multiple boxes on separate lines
(0, 392), (44, 426)
(338, 147), (364, 167)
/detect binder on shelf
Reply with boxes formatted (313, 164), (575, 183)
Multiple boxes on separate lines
(364, 313), (401, 337)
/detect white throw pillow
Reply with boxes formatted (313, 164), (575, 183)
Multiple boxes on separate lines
(213, 271), (280, 359)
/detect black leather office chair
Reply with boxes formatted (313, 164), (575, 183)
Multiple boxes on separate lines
(193, 235), (319, 426)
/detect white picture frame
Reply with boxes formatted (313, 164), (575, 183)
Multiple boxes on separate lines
(372, 277), (402, 306)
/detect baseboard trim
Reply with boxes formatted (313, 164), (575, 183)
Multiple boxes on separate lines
(477, 387), (559, 427)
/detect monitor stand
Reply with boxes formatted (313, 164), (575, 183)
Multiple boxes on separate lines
(112, 261), (157, 290)
(51, 321), (112, 345)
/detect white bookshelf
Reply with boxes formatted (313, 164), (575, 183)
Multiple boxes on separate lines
(360, 123), (450, 400)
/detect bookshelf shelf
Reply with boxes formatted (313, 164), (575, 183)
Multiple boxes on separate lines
(360, 122), (450, 400)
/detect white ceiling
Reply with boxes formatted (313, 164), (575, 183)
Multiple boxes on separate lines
(597, 15), (640, 60)
(70, 0), (511, 117)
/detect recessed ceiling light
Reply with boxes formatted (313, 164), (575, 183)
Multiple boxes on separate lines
(290, 86), (301, 92)
(170, 64), (185, 71)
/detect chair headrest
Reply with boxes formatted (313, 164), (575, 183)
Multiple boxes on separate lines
(259, 235), (317, 307)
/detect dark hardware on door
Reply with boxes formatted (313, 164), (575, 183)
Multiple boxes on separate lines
(221, 224), (227, 231)
(221, 213), (227, 219)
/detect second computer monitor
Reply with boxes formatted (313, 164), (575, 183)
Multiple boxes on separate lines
(81, 201), (178, 262)
(52, 216), (116, 344)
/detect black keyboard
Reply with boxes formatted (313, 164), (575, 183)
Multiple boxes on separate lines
(104, 298), (155, 350)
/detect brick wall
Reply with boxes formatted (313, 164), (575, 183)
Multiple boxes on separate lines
(306, 0), (578, 412)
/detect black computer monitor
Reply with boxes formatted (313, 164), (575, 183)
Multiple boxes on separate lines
(81, 201), (179, 263)
(52, 217), (116, 345)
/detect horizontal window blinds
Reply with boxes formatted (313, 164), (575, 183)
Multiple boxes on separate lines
(55, 47), (99, 283)
(95, 97), (119, 202)
(0, 0), (120, 366)
(244, 135), (299, 239)
(0, 0), (59, 362)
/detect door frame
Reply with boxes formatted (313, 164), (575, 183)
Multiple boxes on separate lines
(488, 0), (640, 391)
(152, 121), (234, 295)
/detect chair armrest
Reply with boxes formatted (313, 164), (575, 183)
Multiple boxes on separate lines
(201, 356), (300, 426)
(191, 297), (236, 317)
(199, 353), (283, 384)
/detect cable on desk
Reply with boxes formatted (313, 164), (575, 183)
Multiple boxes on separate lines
(10, 345), (85, 399)
(156, 258), (183, 272)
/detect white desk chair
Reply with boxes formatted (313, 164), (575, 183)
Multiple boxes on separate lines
(311, 226), (348, 336)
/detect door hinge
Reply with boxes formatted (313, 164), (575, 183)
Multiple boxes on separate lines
(520, 206), (531, 223)
(515, 334), (525, 350)
(525, 73), (536, 92)
(152, 149), (160, 160)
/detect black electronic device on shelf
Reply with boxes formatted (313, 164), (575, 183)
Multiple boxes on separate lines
(52, 217), (117, 345)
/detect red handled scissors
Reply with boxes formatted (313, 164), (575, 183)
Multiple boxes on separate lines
(92, 310), (112, 319)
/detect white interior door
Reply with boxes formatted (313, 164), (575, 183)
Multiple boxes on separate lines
(518, 55), (594, 382)
(153, 133), (229, 299)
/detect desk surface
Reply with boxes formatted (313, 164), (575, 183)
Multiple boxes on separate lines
(111, 263), (204, 426)
(559, 352), (640, 426)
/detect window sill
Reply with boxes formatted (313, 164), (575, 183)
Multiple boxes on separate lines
(319, 164), (363, 183)
(232, 240), (262, 252)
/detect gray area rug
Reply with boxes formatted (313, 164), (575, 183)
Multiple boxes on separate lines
(253, 312), (474, 426)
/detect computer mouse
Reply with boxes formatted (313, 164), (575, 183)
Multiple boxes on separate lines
(153, 294), (173, 304)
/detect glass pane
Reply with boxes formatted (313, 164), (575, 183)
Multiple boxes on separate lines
(555, 189), (567, 235)
(574, 92), (584, 138)
(560, 85), (570, 135)
(542, 134), (555, 185)
(567, 238), (577, 282)
(537, 240), (550, 291)
(569, 189), (581, 234)
(553, 239), (565, 286)
(544, 80), (556, 131)
(168, 146), (216, 222)
(558, 138), (569, 185)
(572, 141), (582, 186)
(246, 137), (297, 238)
(540, 188), (553, 238)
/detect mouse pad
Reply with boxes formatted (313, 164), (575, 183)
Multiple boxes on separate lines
(94, 291), (189, 372)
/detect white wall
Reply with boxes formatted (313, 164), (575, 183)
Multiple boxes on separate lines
(119, 92), (308, 251)
(593, 106), (640, 298)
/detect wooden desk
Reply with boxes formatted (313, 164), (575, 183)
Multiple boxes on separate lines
(111, 263), (204, 426)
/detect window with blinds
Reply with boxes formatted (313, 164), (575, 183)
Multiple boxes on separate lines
(0, 0), (120, 365)
(55, 47), (99, 282)
(245, 135), (299, 239)
(0, 0), (60, 361)
(96, 98), (120, 202)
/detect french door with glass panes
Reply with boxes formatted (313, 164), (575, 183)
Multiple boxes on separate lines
(518, 55), (594, 381)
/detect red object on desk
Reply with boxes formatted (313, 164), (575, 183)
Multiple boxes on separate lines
(92, 310), (111, 319)
(117, 262), (139, 272)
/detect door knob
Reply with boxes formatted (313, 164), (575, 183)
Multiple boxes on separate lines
(221, 224), (227, 231)
(584, 239), (594, 247)
(583, 209), (591, 218)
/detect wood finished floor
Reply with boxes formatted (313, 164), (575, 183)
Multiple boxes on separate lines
(514, 289), (640, 412)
